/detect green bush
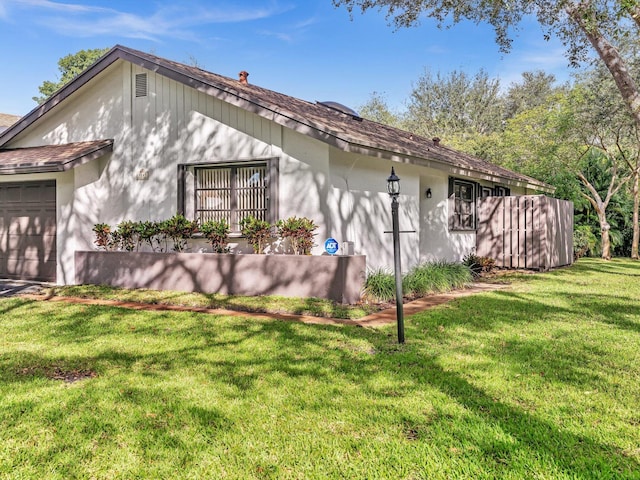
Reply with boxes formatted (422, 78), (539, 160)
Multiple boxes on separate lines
(404, 260), (473, 295)
(240, 216), (272, 254)
(115, 220), (137, 252)
(135, 220), (161, 252)
(92, 223), (113, 251)
(362, 268), (396, 303)
(574, 225), (598, 259)
(363, 261), (473, 303)
(276, 216), (318, 255)
(159, 214), (199, 252)
(200, 219), (231, 253)
(463, 252), (496, 277)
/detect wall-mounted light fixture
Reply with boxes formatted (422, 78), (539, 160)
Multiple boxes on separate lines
(425, 188), (432, 199)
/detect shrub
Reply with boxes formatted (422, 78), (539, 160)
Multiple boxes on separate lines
(115, 220), (137, 252)
(240, 216), (272, 254)
(362, 268), (396, 302)
(574, 225), (598, 260)
(404, 260), (473, 295)
(92, 223), (113, 251)
(135, 221), (161, 252)
(364, 261), (474, 303)
(276, 216), (318, 255)
(159, 214), (199, 252)
(463, 252), (496, 277)
(200, 219), (231, 253)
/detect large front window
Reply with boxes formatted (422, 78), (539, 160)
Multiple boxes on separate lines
(195, 163), (269, 232)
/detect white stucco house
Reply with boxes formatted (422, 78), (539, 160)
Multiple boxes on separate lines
(0, 45), (552, 284)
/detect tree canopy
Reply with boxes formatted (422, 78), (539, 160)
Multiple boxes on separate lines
(334, 1), (640, 130)
(33, 47), (109, 104)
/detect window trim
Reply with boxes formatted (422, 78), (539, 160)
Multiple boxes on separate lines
(448, 179), (512, 232)
(448, 177), (477, 232)
(177, 158), (278, 233)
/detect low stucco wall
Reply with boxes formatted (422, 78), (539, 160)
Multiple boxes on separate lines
(75, 251), (366, 304)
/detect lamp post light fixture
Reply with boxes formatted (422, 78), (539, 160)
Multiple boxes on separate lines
(386, 167), (405, 344)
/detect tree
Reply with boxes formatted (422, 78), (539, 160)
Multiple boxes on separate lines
(357, 91), (405, 128)
(33, 48), (109, 104)
(504, 71), (563, 119)
(573, 58), (640, 258)
(333, 0), (640, 160)
(493, 81), (634, 259)
(405, 69), (504, 144)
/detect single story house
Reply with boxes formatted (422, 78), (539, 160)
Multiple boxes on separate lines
(0, 45), (554, 285)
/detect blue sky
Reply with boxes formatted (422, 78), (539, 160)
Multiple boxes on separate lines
(0, 0), (572, 117)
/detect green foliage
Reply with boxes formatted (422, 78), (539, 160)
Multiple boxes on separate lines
(159, 214), (198, 252)
(357, 91), (405, 128)
(362, 268), (396, 302)
(403, 260), (473, 296)
(363, 261), (473, 302)
(573, 225), (598, 260)
(240, 216), (272, 254)
(463, 252), (497, 277)
(33, 47), (109, 104)
(199, 219), (231, 253)
(115, 220), (137, 252)
(92, 223), (112, 251)
(405, 68), (504, 140)
(276, 216), (318, 255)
(135, 221), (161, 252)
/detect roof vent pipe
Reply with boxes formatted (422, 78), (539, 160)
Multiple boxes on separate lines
(432, 137), (441, 146)
(239, 70), (249, 85)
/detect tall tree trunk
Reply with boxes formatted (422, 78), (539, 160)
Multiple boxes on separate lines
(633, 171), (640, 259)
(598, 214), (612, 260)
(566, 2), (640, 128)
(577, 169), (627, 260)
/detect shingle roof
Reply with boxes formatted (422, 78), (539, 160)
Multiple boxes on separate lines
(115, 46), (549, 190)
(0, 140), (113, 174)
(0, 45), (551, 191)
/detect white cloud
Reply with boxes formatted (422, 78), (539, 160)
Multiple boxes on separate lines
(2, 0), (291, 41)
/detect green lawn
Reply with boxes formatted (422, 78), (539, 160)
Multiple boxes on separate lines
(1, 258), (639, 479)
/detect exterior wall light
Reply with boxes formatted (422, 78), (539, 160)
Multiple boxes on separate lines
(425, 188), (432, 199)
(387, 167), (400, 196)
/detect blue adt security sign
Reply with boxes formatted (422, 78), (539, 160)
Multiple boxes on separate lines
(324, 238), (339, 255)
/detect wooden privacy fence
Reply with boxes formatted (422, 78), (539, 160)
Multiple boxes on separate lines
(476, 195), (573, 271)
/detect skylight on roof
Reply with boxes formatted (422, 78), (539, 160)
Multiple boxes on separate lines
(317, 101), (361, 120)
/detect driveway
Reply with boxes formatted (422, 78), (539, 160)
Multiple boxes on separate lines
(0, 280), (50, 297)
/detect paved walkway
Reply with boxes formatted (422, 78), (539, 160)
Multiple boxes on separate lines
(20, 282), (509, 328)
(0, 279), (51, 297)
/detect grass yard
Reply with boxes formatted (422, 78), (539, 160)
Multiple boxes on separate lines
(1, 258), (639, 479)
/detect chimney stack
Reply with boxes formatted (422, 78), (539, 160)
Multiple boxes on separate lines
(238, 70), (249, 85)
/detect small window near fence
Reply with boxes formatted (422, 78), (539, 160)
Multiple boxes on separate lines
(448, 177), (477, 231)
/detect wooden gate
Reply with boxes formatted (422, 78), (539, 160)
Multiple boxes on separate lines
(476, 195), (573, 270)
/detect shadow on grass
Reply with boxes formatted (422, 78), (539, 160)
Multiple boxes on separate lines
(1, 259), (639, 477)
